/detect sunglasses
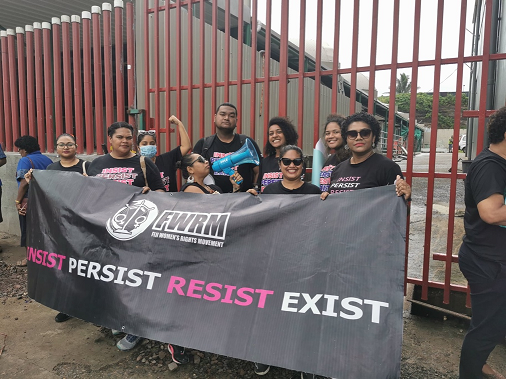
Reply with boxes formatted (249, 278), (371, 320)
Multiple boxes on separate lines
(190, 155), (206, 165)
(279, 158), (303, 166)
(346, 128), (372, 139)
(56, 142), (76, 148)
(138, 130), (156, 136)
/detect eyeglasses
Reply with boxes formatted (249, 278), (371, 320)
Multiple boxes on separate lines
(280, 158), (303, 166)
(190, 155), (206, 165)
(138, 130), (156, 136)
(346, 129), (372, 139)
(56, 143), (76, 148)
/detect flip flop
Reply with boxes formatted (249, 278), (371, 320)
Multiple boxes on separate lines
(16, 259), (27, 267)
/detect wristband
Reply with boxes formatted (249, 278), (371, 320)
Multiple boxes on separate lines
(15, 200), (20, 204)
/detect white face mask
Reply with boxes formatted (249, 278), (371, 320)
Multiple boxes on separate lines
(140, 145), (157, 158)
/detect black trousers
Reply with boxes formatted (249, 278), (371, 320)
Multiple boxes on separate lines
(459, 249), (506, 378)
(19, 214), (26, 247)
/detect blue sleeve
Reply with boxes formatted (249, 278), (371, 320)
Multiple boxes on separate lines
(16, 158), (31, 181)
(0, 145), (6, 159)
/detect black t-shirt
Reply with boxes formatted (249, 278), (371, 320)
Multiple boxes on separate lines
(180, 182), (223, 194)
(258, 155), (283, 192)
(262, 181), (321, 194)
(87, 154), (165, 191)
(47, 159), (90, 174)
(320, 154), (340, 192)
(193, 134), (262, 193)
(155, 146), (183, 192)
(460, 148), (506, 263)
(329, 153), (402, 194)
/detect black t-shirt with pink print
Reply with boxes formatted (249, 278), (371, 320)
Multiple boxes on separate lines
(329, 153), (402, 194)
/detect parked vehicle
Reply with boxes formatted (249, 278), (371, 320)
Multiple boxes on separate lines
(459, 134), (466, 154)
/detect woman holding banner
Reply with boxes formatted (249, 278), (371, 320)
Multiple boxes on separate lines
(248, 145), (320, 377)
(320, 112), (411, 201)
(257, 117), (299, 193)
(88, 122), (165, 352)
(319, 114), (351, 192)
(137, 115), (191, 192)
(166, 153), (242, 364)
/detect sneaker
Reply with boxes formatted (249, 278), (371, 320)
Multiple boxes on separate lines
(254, 363), (270, 376)
(116, 334), (142, 351)
(54, 313), (72, 323)
(168, 344), (193, 364)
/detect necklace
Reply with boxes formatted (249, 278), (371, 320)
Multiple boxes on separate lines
(351, 150), (374, 164)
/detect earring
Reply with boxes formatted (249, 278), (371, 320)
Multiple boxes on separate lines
(344, 145), (349, 150)
(187, 175), (194, 183)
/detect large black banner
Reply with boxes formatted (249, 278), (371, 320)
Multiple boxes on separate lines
(27, 170), (406, 378)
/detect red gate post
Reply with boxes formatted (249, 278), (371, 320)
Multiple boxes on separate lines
(126, 2), (135, 128)
(278, 0), (289, 117)
(367, 0), (379, 115)
(348, 0), (359, 115)
(223, 0), (230, 102)
(0, 36), (4, 148)
(262, 0), (272, 146)
(114, 0), (125, 122)
(154, 0), (161, 147)
(7, 29), (20, 148)
(72, 15), (84, 154)
(211, 0), (217, 134)
(16, 28), (28, 137)
(198, 0), (205, 139)
(0, 31), (11, 150)
(313, 0), (323, 147)
(103, 3), (114, 138)
(386, 0), (400, 159)
(297, 0), (306, 147)
(52, 18), (64, 140)
(61, 16), (74, 135)
(162, 0), (171, 149)
(236, 0), (244, 134)
(33, 23), (45, 151)
(82, 11), (94, 155)
(42, 22), (54, 152)
(186, 0), (193, 148)
(92, 6), (104, 152)
(25, 25), (36, 139)
(249, 0), (258, 140)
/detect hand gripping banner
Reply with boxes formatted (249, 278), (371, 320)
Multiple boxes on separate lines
(27, 170), (406, 378)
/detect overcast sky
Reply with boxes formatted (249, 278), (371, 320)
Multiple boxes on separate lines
(255, 0), (475, 95)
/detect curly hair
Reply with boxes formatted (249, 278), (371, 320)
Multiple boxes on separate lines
(488, 106), (506, 144)
(14, 135), (41, 154)
(264, 117), (299, 156)
(341, 112), (381, 148)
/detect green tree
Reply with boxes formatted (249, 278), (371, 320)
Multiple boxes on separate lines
(396, 73), (412, 94)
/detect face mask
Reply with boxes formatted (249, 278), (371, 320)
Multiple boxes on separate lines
(140, 145), (157, 158)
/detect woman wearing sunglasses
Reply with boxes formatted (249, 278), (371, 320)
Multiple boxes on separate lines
(261, 145), (320, 195)
(137, 115), (191, 192)
(257, 117), (299, 193)
(178, 153), (241, 194)
(320, 112), (411, 200)
(319, 113), (351, 192)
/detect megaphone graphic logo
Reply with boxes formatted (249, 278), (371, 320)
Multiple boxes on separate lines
(212, 139), (260, 184)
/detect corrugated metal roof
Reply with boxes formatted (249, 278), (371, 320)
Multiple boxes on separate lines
(0, 0), (109, 30)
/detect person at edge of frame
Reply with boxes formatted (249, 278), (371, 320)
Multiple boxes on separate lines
(458, 106), (506, 379)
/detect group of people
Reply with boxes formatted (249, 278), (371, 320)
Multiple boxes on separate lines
(17, 102), (413, 378)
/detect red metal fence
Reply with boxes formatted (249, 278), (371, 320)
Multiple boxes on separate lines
(0, 1), (135, 154)
(141, 0), (505, 307)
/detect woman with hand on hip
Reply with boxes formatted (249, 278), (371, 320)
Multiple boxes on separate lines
(137, 115), (191, 192)
(319, 114), (351, 192)
(320, 112), (411, 201)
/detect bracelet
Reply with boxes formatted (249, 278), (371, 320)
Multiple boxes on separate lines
(15, 200), (20, 204)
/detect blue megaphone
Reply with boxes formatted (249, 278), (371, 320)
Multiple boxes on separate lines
(212, 139), (260, 184)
